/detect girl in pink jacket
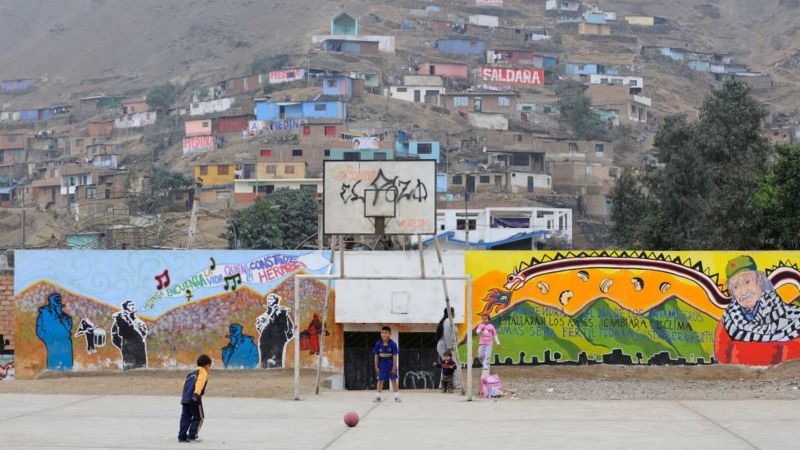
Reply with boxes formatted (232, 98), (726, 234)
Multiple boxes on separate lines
(476, 313), (500, 369)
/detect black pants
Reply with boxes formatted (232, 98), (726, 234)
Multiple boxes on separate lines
(178, 401), (204, 441)
(441, 374), (454, 393)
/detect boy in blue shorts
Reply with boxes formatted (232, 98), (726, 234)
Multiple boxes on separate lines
(373, 325), (400, 402)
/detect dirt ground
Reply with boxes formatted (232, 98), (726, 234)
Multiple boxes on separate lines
(2, 362), (800, 401)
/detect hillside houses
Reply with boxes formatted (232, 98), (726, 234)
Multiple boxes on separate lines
(3, 3), (793, 251)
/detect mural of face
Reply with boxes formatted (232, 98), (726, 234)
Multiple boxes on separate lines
(728, 270), (762, 312)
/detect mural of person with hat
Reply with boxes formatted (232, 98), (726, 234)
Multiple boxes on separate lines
(255, 293), (295, 368)
(221, 323), (259, 369)
(715, 255), (800, 365)
(111, 300), (149, 370)
(35, 293), (74, 371)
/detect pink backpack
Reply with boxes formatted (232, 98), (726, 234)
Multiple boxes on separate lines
(480, 374), (503, 398)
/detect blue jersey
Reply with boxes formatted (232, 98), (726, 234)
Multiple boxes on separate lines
(373, 339), (398, 371)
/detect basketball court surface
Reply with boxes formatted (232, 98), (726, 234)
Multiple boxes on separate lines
(1, 393), (796, 449)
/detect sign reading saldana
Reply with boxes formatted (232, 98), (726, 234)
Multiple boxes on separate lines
(480, 67), (544, 86)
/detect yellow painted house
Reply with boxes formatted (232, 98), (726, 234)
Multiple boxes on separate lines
(194, 163), (236, 185)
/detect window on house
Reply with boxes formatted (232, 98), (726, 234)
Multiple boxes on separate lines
(175, 191), (184, 200)
(327, 80), (337, 88)
(595, 144), (605, 156)
(511, 153), (529, 166)
(630, 80), (638, 87)
(202, 121), (210, 128)
(266, 165), (277, 174)
(479, 175), (491, 184)
(285, 165), (295, 174)
(217, 165), (230, 175)
(200, 165), (208, 176)
(314, 104), (326, 111)
(343, 152), (361, 161)
(543, 106), (553, 113)
(86, 187), (96, 199)
(568, 142), (578, 152)
(301, 184), (317, 191)
(453, 96), (469, 107)
(585, 165), (594, 175)
(456, 219), (477, 230)
(324, 126), (336, 136)
(498, 96), (510, 107)
(292, 149), (303, 157)
(452, 175), (463, 184)
(7, 135), (16, 142)
(396, 87), (408, 93)
(417, 143), (433, 154)
(303, 126), (311, 135)
(105, 189), (111, 199)
(469, 41), (477, 48)
(516, 134), (522, 142)
(324, 149), (331, 157)
(373, 152), (387, 160)
(522, 105), (533, 111)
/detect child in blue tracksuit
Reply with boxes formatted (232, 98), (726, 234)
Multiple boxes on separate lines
(178, 355), (211, 443)
(373, 326), (400, 402)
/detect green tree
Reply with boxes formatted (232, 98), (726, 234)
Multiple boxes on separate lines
(126, 166), (194, 214)
(611, 80), (770, 249)
(228, 197), (284, 249)
(609, 168), (647, 246)
(557, 81), (608, 140)
(228, 189), (319, 249)
(753, 145), (800, 248)
(146, 82), (179, 113)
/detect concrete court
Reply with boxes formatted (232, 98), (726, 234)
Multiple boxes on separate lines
(0, 393), (797, 450)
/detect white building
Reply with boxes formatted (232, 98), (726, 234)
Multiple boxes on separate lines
(412, 206), (572, 250)
(546, 0), (581, 12)
(589, 74), (645, 89)
(385, 75), (445, 105)
(114, 111), (157, 129)
(469, 14), (500, 28)
(190, 97), (235, 116)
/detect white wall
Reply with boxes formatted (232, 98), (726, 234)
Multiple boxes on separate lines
(190, 98), (235, 116)
(386, 86), (445, 105)
(468, 113), (509, 130)
(509, 172), (552, 193)
(589, 74), (644, 88)
(469, 14), (499, 28)
(335, 251), (467, 324)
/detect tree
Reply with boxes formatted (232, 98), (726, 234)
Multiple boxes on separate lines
(146, 82), (179, 113)
(611, 80), (770, 249)
(609, 168), (646, 246)
(126, 166), (194, 215)
(267, 188), (319, 249)
(753, 145), (800, 248)
(557, 81), (608, 140)
(228, 189), (319, 249)
(228, 197), (284, 249)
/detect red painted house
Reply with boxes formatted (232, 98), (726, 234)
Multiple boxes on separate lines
(216, 115), (254, 134)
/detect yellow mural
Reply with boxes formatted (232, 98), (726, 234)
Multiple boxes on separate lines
(461, 251), (800, 366)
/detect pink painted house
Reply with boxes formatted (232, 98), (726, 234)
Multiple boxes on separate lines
(418, 62), (469, 80)
(185, 118), (214, 137)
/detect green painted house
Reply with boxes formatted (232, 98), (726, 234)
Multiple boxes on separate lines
(331, 13), (358, 36)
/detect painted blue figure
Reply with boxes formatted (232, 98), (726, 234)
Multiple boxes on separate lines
(35, 293), (74, 371)
(221, 324), (259, 369)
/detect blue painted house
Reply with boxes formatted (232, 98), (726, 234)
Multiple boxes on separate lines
(395, 140), (441, 163)
(565, 63), (618, 77)
(255, 99), (348, 121)
(322, 77), (352, 96)
(0, 78), (36, 92)
(436, 39), (486, 56)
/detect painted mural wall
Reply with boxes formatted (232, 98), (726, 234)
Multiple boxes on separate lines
(462, 251), (800, 366)
(14, 250), (340, 377)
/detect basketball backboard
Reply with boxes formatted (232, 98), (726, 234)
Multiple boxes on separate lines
(323, 160), (436, 235)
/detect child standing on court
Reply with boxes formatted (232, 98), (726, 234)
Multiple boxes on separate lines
(476, 314), (500, 370)
(434, 350), (458, 393)
(373, 326), (401, 402)
(178, 354), (212, 443)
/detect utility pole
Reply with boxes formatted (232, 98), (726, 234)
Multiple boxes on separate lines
(21, 209), (26, 249)
(186, 179), (203, 249)
(464, 181), (469, 250)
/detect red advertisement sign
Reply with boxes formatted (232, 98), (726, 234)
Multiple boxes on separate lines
(268, 68), (305, 84)
(480, 67), (544, 86)
(182, 136), (215, 155)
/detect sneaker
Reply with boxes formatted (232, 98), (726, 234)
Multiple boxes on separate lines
(373, 396), (382, 402)
(394, 397), (402, 403)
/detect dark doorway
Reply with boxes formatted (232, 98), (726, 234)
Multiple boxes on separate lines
(344, 331), (381, 390)
(398, 332), (440, 390)
(527, 176), (534, 193)
(465, 175), (476, 194)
